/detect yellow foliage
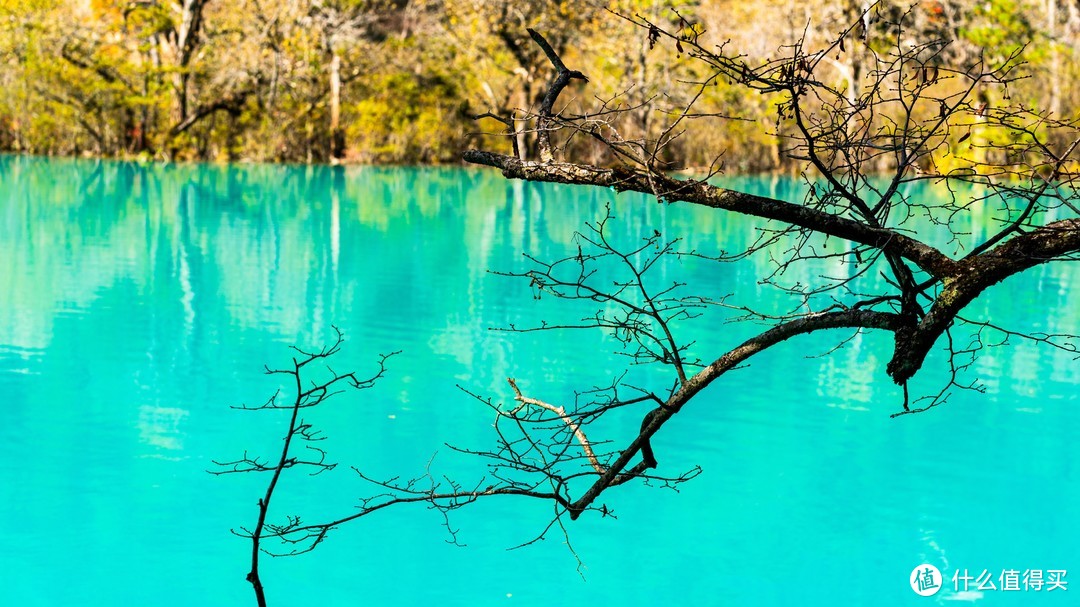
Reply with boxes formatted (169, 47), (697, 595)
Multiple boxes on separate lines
(0, 0), (1076, 170)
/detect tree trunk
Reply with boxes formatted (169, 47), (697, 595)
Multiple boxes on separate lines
(173, 73), (189, 128)
(1047, 0), (1061, 116)
(329, 51), (345, 163)
(168, 0), (209, 128)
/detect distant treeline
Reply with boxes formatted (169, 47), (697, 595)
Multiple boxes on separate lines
(1, 1), (1077, 170)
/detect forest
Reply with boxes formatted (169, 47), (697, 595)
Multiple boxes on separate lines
(1, 0), (1077, 170)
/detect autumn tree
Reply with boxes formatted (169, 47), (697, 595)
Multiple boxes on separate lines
(227, 0), (1078, 563)
(305, 0), (412, 161)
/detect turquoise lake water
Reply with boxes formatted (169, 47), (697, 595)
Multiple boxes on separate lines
(0, 156), (1076, 606)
